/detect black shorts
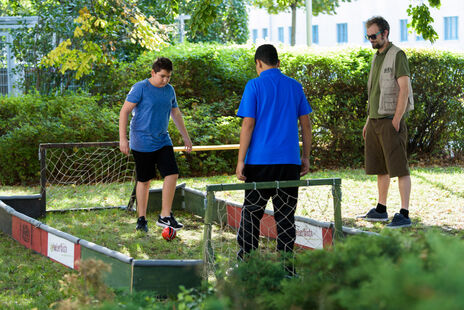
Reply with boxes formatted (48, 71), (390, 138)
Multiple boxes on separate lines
(132, 146), (179, 182)
(244, 164), (301, 206)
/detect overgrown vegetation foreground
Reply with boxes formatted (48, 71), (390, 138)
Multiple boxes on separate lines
(1, 44), (463, 185)
(2, 228), (464, 309)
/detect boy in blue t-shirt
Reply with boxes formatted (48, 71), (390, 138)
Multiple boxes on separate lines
(119, 57), (192, 232)
(236, 44), (312, 262)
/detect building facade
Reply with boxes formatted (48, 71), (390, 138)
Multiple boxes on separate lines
(248, 0), (463, 51)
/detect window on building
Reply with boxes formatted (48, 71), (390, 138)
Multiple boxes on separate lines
(312, 25), (319, 44)
(262, 28), (268, 40)
(252, 29), (258, 43)
(416, 34), (424, 41)
(278, 27), (284, 43)
(337, 23), (348, 43)
(444, 16), (459, 40)
(288, 26), (292, 44)
(400, 19), (408, 42)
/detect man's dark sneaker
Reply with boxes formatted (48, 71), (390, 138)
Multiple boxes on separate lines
(136, 216), (148, 232)
(356, 208), (389, 222)
(386, 213), (412, 228)
(156, 212), (183, 230)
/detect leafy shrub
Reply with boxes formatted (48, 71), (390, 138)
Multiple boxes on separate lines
(89, 43), (256, 107)
(53, 259), (114, 309)
(212, 231), (464, 310)
(407, 49), (464, 159)
(282, 48), (372, 168)
(170, 98), (241, 177)
(0, 93), (119, 184)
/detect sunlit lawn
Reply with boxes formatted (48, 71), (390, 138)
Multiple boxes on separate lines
(2, 166), (464, 234)
(1, 166), (463, 263)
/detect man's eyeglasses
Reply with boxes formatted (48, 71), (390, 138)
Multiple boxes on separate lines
(365, 30), (382, 40)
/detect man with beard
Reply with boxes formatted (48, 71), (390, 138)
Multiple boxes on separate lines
(358, 16), (414, 228)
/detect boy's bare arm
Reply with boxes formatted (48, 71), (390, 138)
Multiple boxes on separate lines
(299, 114), (312, 176)
(171, 107), (192, 152)
(119, 100), (136, 155)
(236, 117), (255, 181)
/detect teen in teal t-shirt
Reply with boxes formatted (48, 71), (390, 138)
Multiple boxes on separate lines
(126, 79), (178, 152)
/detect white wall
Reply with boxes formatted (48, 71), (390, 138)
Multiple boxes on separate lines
(248, 0), (464, 51)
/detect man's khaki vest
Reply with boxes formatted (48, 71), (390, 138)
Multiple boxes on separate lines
(367, 44), (414, 116)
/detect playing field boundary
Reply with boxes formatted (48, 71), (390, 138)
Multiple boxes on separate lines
(0, 180), (377, 293)
(0, 192), (203, 296)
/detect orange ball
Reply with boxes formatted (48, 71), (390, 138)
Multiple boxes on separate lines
(162, 226), (176, 241)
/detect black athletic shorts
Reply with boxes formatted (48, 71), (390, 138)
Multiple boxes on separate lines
(132, 146), (179, 182)
(244, 164), (301, 206)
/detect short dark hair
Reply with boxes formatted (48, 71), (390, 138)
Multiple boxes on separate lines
(152, 57), (173, 73)
(254, 44), (279, 66)
(366, 16), (390, 37)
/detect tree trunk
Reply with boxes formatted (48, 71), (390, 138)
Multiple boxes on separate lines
(291, 2), (297, 46)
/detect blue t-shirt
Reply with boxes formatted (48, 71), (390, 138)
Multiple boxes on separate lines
(237, 68), (312, 165)
(126, 79), (178, 152)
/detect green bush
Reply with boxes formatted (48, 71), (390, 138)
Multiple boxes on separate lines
(0, 94), (240, 185)
(281, 48), (372, 168)
(89, 43), (256, 107)
(407, 49), (464, 158)
(0, 93), (119, 184)
(171, 98), (241, 177)
(213, 231), (464, 310)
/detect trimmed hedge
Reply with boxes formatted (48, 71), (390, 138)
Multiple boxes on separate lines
(0, 94), (120, 184)
(1, 44), (463, 184)
(89, 44), (257, 107)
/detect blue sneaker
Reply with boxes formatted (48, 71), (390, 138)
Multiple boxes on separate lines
(386, 213), (412, 228)
(357, 208), (389, 222)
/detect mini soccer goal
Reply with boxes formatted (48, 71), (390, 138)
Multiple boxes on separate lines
(202, 178), (342, 279)
(39, 142), (136, 213)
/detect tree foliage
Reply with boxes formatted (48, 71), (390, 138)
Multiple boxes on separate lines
(407, 0), (441, 43)
(184, 0), (249, 44)
(1, 0), (249, 84)
(40, 0), (171, 80)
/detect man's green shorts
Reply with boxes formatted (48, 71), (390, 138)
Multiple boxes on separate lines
(365, 118), (410, 178)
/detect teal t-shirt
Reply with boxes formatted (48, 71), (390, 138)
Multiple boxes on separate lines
(126, 79), (178, 152)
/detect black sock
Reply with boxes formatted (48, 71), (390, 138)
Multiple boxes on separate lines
(138, 216), (145, 221)
(375, 203), (387, 213)
(400, 208), (409, 219)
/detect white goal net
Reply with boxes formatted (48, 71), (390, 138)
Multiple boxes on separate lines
(39, 142), (136, 211)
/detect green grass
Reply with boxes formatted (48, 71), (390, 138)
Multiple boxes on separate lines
(43, 209), (211, 260)
(179, 166), (464, 234)
(0, 231), (71, 309)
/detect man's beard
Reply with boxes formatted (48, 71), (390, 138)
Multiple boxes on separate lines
(372, 39), (386, 50)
